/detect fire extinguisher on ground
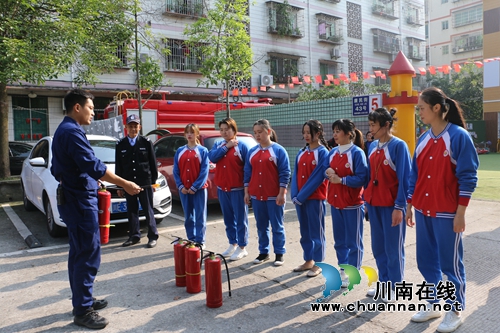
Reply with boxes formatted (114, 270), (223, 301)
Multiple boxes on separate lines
(185, 242), (204, 294)
(204, 252), (232, 308)
(97, 183), (111, 244)
(171, 237), (187, 287)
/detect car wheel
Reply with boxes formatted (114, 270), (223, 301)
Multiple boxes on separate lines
(22, 182), (36, 211)
(155, 218), (163, 224)
(44, 195), (66, 238)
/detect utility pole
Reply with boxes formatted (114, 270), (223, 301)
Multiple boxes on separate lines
(134, 0), (143, 135)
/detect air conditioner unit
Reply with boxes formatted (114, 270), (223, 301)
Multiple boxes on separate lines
(331, 48), (341, 59)
(260, 74), (273, 86)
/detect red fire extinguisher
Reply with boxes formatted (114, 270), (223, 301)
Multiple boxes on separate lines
(97, 184), (111, 245)
(172, 237), (187, 287)
(185, 243), (202, 294)
(204, 252), (232, 308)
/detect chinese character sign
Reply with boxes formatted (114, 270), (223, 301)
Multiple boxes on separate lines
(352, 94), (382, 116)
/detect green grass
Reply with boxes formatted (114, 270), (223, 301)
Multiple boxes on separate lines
(472, 154), (500, 202)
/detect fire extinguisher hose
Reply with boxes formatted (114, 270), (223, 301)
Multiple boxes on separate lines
(203, 252), (232, 297)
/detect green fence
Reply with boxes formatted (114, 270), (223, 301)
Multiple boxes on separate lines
(216, 98), (371, 174)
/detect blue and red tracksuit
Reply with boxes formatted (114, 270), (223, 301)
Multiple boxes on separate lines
(244, 143), (290, 255)
(291, 145), (329, 263)
(173, 144), (209, 244)
(209, 139), (249, 247)
(322, 144), (368, 269)
(364, 136), (411, 288)
(408, 123), (478, 311)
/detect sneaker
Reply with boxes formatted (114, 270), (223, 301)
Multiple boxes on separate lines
(411, 303), (442, 322)
(366, 288), (376, 297)
(74, 309), (109, 329)
(253, 254), (270, 264)
(437, 312), (462, 333)
(230, 247), (248, 261)
(274, 254), (284, 266)
(340, 269), (349, 288)
(221, 245), (237, 257)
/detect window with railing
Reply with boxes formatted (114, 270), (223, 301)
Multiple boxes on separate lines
(269, 55), (299, 84)
(320, 61), (341, 82)
(164, 0), (205, 17)
(452, 5), (482, 27)
(406, 5), (423, 26)
(372, 0), (399, 19)
(452, 33), (483, 53)
(316, 13), (343, 44)
(267, 1), (304, 38)
(407, 37), (425, 60)
(372, 29), (400, 55)
(373, 67), (390, 86)
(116, 44), (128, 68)
(164, 39), (205, 72)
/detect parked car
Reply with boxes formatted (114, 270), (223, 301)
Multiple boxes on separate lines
(9, 141), (34, 175)
(153, 130), (257, 203)
(21, 135), (172, 237)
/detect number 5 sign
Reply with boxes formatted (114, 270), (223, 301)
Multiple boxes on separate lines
(352, 94), (383, 116)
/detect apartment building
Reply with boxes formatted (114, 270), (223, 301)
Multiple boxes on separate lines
(425, 0), (483, 66)
(7, 0), (425, 142)
(482, 0), (500, 150)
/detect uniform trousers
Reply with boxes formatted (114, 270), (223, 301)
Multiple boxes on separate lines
(330, 205), (364, 269)
(366, 204), (406, 286)
(218, 189), (249, 247)
(125, 186), (158, 241)
(251, 199), (286, 255)
(296, 199), (326, 262)
(415, 211), (466, 311)
(180, 188), (207, 244)
(58, 191), (100, 316)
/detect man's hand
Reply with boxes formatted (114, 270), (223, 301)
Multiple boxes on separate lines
(123, 181), (142, 196)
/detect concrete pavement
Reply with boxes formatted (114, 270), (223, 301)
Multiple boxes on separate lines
(0, 198), (499, 333)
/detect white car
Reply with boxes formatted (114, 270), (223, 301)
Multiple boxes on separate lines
(20, 134), (172, 237)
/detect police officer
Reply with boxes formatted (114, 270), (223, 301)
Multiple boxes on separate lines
(115, 114), (159, 248)
(51, 89), (142, 329)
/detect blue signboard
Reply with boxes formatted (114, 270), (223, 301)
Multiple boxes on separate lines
(352, 94), (382, 116)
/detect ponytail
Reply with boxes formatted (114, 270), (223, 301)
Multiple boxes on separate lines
(420, 87), (466, 128)
(353, 129), (364, 150)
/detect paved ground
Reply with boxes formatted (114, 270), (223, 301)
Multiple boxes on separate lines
(0, 197), (499, 333)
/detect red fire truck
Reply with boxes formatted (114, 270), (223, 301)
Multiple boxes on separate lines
(103, 91), (273, 133)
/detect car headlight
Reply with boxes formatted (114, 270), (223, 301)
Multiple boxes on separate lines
(155, 174), (168, 191)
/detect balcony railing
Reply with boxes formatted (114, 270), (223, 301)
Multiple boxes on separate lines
(164, 0), (205, 18)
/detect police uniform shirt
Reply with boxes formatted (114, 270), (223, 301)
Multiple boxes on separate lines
(115, 135), (157, 186)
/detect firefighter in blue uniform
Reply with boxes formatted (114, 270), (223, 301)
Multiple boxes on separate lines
(115, 114), (159, 248)
(51, 89), (142, 330)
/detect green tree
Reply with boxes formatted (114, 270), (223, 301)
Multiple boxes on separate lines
(426, 63), (483, 120)
(0, 0), (135, 178)
(184, 0), (253, 116)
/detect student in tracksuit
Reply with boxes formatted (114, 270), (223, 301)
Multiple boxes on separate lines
(406, 87), (478, 333)
(291, 120), (330, 278)
(244, 119), (290, 266)
(364, 108), (411, 302)
(173, 123), (209, 246)
(209, 118), (249, 261)
(51, 89), (142, 329)
(324, 119), (368, 287)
